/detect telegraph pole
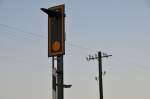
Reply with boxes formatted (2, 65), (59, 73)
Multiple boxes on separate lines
(87, 51), (112, 99)
(98, 52), (103, 99)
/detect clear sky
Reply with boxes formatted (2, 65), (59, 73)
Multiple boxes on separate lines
(0, 0), (150, 99)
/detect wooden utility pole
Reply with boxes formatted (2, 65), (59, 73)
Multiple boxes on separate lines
(87, 51), (112, 99)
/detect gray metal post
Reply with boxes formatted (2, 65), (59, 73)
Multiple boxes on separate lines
(52, 57), (57, 99)
(57, 55), (64, 99)
(98, 51), (103, 99)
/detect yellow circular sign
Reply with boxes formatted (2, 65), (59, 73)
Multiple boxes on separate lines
(52, 41), (60, 52)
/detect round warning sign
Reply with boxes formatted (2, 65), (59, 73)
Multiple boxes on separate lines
(52, 41), (60, 52)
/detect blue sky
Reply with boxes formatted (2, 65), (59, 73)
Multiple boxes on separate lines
(0, 0), (150, 99)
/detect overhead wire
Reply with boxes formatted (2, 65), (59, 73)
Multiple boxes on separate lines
(0, 23), (96, 52)
(0, 23), (47, 39)
(0, 29), (37, 41)
(109, 55), (150, 74)
(1, 23), (149, 73)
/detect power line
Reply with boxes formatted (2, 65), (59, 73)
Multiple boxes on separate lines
(67, 42), (97, 52)
(112, 56), (150, 73)
(1, 23), (149, 73)
(0, 23), (47, 38)
(1, 24), (149, 77)
(0, 23), (96, 52)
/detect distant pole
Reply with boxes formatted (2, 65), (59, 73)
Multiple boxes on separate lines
(98, 52), (103, 99)
(86, 51), (112, 99)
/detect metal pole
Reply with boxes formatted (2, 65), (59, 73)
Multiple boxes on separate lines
(98, 51), (103, 99)
(57, 55), (64, 99)
(52, 57), (57, 99)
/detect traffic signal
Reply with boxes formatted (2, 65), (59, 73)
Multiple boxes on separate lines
(41, 4), (65, 57)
